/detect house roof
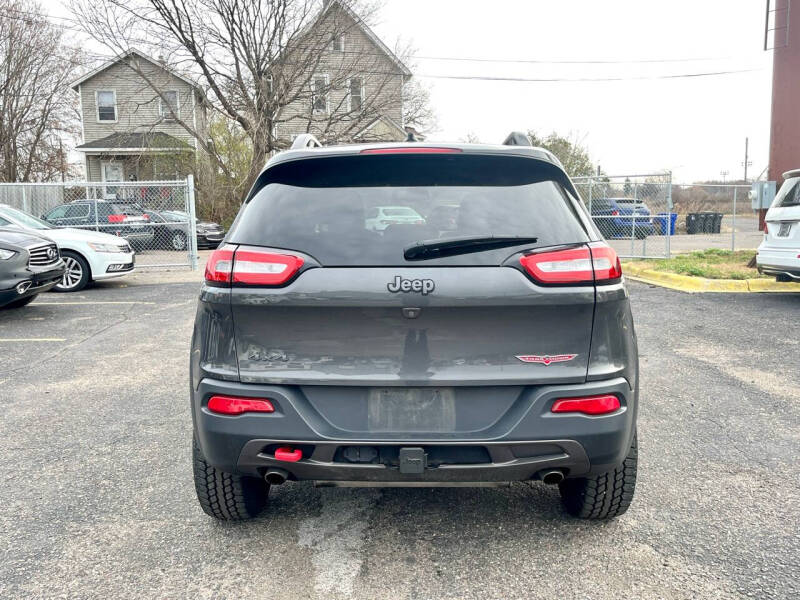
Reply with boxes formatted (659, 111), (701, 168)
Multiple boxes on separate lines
(69, 49), (201, 92)
(75, 132), (193, 152)
(317, 0), (412, 78)
(353, 115), (406, 140)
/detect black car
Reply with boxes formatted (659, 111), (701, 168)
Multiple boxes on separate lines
(0, 227), (66, 309)
(142, 210), (225, 251)
(43, 200), (155, 249)
(191, 133), (639, 521)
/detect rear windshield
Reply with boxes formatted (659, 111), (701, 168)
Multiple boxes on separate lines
(230, 154), (590, 266)
(774, 178), (800, 207)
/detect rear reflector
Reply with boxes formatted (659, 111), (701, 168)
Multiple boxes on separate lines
(207, 395), (275, 415)
(519, 243), (621, 285)
(232, 249), (304, 285)
(360, 147), (462, 154)
(551, 394), (621, 415)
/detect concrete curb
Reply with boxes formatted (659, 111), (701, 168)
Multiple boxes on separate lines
(623, 264), (800, 294)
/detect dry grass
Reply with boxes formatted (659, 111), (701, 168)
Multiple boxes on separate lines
(627, 249), (768, 280)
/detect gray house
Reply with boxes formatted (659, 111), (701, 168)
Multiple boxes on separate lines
(70, 50), (207, 183)
(275, 0), (412, 145)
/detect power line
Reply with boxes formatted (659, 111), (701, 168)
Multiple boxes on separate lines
(1, 7), (761, 67)
(414, 68), (762, 83)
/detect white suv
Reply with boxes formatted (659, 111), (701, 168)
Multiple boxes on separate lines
(757, 170), (800, 282)
(0, 205), (135, 291)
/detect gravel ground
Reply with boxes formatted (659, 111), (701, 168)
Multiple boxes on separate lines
(0, 277), (798, 599)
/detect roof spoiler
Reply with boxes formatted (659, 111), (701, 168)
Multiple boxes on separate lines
(502, 131), (532, 146)
(291, 134), (323, 150)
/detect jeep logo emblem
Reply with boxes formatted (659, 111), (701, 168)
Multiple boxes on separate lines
(387, 275), (435, 295)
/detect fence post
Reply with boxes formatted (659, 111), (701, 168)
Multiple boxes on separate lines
(666, 173), (672, 258)
(731, 187), (737, 251)
(186, 174), (199, 271)
(631, 182), (638, 256)
(22, 185), (30, 214)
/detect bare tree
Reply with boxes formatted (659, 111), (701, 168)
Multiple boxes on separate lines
(70, 0), (434, 190)
(0, 0), (82, 182)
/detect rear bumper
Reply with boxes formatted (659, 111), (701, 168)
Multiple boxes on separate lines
(192, 377), (637, 482)
(756, 246), (800, 278)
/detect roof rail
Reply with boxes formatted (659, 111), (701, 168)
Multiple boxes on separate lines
(502, 131), (532, 146)
(291, 134), (323, 150)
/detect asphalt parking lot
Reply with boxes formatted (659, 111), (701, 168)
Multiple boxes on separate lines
(1, 277), (798, 599)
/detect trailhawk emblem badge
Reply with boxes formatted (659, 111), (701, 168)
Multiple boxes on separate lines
(516, 354), (578, 366)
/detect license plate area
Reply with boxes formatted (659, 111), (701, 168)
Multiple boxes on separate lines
(368, 388), (456, 432)
(777, 222), (792, 237)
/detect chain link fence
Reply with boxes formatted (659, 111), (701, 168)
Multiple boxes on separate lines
(0, 177), (203, 269)
(669, 183), (761, 253)
(573, 174), (762, 258)
(573, 173), (673, 258)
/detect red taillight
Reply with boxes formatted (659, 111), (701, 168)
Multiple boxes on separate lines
(205, 245), (304, 286)
(107, 214), (125, 223)
(360, 147), (462, 154)
(519, 244), (621, 285)
(207, 395), (275, 415)
(588, 242), (622, 281)
(551, 394), (621, 415)
(520, 246), (593, 284)
(232, 248), (304, 285)
(611, 210), (620, 216)
(205, 244), (235, 283)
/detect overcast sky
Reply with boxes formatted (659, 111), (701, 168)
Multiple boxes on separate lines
(44, 0), (773, 183)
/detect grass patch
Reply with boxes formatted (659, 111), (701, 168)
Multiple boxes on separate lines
(627, 249), (768, 280)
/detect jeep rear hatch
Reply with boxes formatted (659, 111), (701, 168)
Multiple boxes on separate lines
(218, 152), (608, 387)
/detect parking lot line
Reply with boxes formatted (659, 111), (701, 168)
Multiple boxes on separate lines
(31, 301), (156, 305)
(0, 338), (67, 342)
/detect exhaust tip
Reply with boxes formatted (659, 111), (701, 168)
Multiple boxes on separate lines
(539, 469), (565, 485)
(265, 468), (288, 486)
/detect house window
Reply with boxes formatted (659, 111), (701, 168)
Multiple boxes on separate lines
(332, 34), (345, 52)
(160, 91), (179, 121)
(349, 77), (363, 112)
(96, 90), (117, 122)
(312, 75), (329, 113)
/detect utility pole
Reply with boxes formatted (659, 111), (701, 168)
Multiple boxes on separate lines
(741, 137), (752, 182)
(720, 169), (729, 183)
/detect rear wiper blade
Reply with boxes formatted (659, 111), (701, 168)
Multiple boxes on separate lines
(403, 235), (539, 261)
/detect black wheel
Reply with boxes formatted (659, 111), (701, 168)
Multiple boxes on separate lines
(776, 274), (792, 283)
(171, 231), (187, 251)
(4, 294), (38, 309)
(193, 436), (269, 520)
(635, 229), (648, 239)
(559, 432), (638, 520)
(55, 251), (90, 292)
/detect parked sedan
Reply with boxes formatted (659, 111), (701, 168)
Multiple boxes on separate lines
(0, 204), (135, 292)
(144, 210), (225, 250)
(590, 198), (655, 239)
(0, 227), (65, 309)
(43, 200), (154, 249)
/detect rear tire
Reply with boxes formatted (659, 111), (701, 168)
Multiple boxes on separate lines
(776, 274), (792, 283)
(4, 294), (37, 309)
(192, 436), (269, 520)
(559, 432), (638, 520)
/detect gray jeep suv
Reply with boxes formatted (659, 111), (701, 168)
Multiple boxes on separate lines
(191, 135), (639, 521)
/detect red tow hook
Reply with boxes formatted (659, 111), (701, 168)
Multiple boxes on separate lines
(274, 447), (302, 462)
